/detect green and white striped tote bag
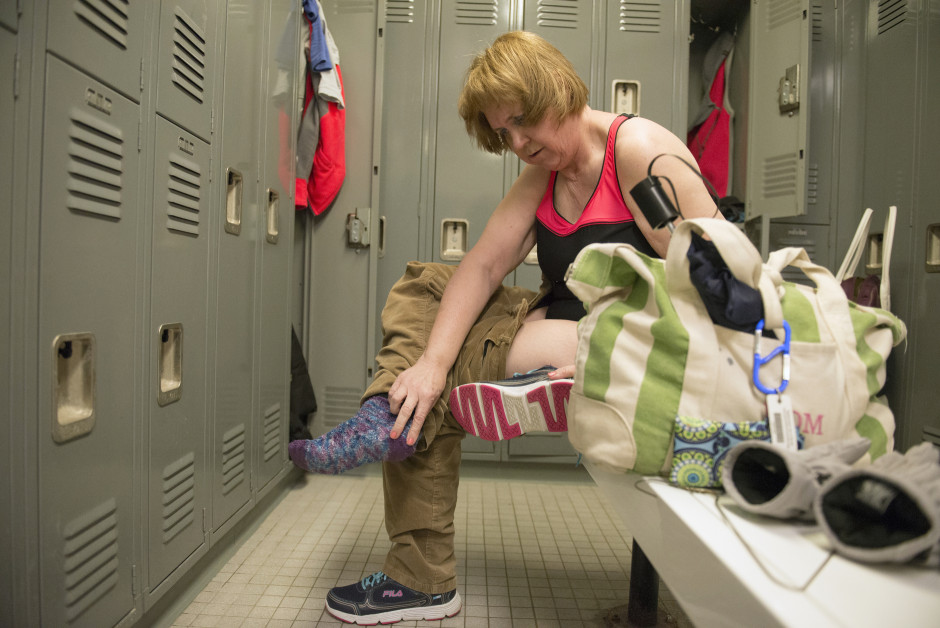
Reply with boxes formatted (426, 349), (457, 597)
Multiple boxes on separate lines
(565, 218), (906, 475)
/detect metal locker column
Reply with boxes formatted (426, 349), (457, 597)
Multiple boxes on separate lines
(146, 116), (211, 592)
(603, 0), (689, 135)
(376, 0), (431, 319)
(211, 0), (264, 532)
(45, 0), (150, 102)
(745, 0), (811, 227)
(433, 0), (513, 266)
(863, 4), (923, 451)
(154, 0), (220, 142)
(1, 22), (17, 628)
(255, 0), (299, 492)
(37, 55), (140, 628)
(430, 0), (512, 460)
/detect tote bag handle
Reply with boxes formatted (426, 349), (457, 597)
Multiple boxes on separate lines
(666, 218), (784, 330)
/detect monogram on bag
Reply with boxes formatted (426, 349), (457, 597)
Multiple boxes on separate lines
(565, 218), (906, 475)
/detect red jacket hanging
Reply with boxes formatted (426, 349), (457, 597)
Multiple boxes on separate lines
(688, 33), (734, 199)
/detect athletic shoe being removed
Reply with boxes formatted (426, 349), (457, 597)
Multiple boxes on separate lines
(325, 571), (461, 625)
(448, 365), (572, 441)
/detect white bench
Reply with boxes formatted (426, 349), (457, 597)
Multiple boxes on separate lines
(585, 461), (940, 628)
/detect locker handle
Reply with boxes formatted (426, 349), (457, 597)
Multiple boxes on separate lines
(225, 168), (243, 235)
(157, 323), (183, 406)
(378, 216), (386, 258)
(266, 189), (279, 244)
(52, 333), (96, 443)
(927, 224), (940, 273)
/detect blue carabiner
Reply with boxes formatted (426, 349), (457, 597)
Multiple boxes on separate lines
(752, 319), (791, 395)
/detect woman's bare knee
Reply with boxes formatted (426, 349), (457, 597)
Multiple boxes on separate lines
(505, 319), (578, 374)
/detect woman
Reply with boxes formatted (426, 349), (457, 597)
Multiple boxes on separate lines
(290, 31), (720, 624)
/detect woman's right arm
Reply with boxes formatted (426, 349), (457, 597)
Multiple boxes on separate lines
(388, 165), (548, 444)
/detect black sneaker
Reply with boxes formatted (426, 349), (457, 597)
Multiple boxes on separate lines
(325, 571), (461, 624)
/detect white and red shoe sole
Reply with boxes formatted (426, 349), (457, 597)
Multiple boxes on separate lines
(448, 379), (572, 441)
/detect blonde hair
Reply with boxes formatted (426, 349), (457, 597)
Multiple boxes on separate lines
(458, 31), (589, 155)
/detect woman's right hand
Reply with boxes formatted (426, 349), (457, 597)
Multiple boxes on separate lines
(387, 356), (448, 446)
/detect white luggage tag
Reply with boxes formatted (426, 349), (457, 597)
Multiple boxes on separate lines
(753, 319), (799, 450)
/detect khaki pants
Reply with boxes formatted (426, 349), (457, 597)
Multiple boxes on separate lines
(362, 262), (545, 593)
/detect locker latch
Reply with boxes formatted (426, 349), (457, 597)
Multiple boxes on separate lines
(346, 208), (371, 250)
(778, 64), (800, 114)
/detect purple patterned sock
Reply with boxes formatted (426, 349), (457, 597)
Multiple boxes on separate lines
(288, 396), (416, 475)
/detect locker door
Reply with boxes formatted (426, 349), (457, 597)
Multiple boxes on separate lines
(377, 0), (431, 321)
(255, 0), (299, 491)
(863, 4), (920, 450)
(147, 117), (210, 589)
(212, 0), (263, 530)
(46, 0), (150, 102)
(38, 55), (139, 628)
(433, 0), (513, 266)
(603, 0), (689, 135)
(745, 0), (811, 221)
(908, 3), (940, 450)
(154, 0), (221, 142)
(0, 24), (16, 628)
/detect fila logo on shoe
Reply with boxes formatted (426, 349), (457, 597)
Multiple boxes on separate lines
(382, 590), (403, 598)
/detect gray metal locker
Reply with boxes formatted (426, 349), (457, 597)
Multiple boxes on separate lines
(376, 0), (431, 318)
(38, 55), (139, 627)
(304, 1), (378, 441)
(863, 2), (921, 451)
(45, 0), (151, 102)
(432, 0), (512, 271)
(146, 116), (211, 592)
(1, 21), (17, 628)
(603, 0), (689, 135)
(154, 0), (221, 142)
(254, 0), (299, 492)
(745, 0), (810, 223)
(211, 0), (263, 531)
(760, 0), (839, 276)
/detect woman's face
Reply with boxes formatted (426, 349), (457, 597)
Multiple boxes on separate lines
(483, 103), (570, 170)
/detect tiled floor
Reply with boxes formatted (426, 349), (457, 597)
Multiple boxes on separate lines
(167, 461), (693, 628)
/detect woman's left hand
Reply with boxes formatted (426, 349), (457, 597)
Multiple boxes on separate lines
(548, 365), (575, 380)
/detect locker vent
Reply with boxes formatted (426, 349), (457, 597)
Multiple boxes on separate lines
(325, 386), (363, 427)
(775, 230), (818, 285)
(67, 107), (125, 220)
(171, 8), (208, 104)
(766, 0), (802, 30)
(62, 498), (119, 622)
(760, 152), (799, 200)
(537, 0), (579, 29)
(806, 163), (819, 206)
(811, 2), (823, 42)
(386, 0), (414, 23)
(454, 0), (498, 26)
(161, 452), (196, 543)
(167, 153), (202, 236)
(329, 0), (374, 14)
(619, 1), (661, 33)
(75, 0), (130, 50)
(263, 403), (281, 461)
(876, 0), (908, 35)
(221, 423), (246, 495)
